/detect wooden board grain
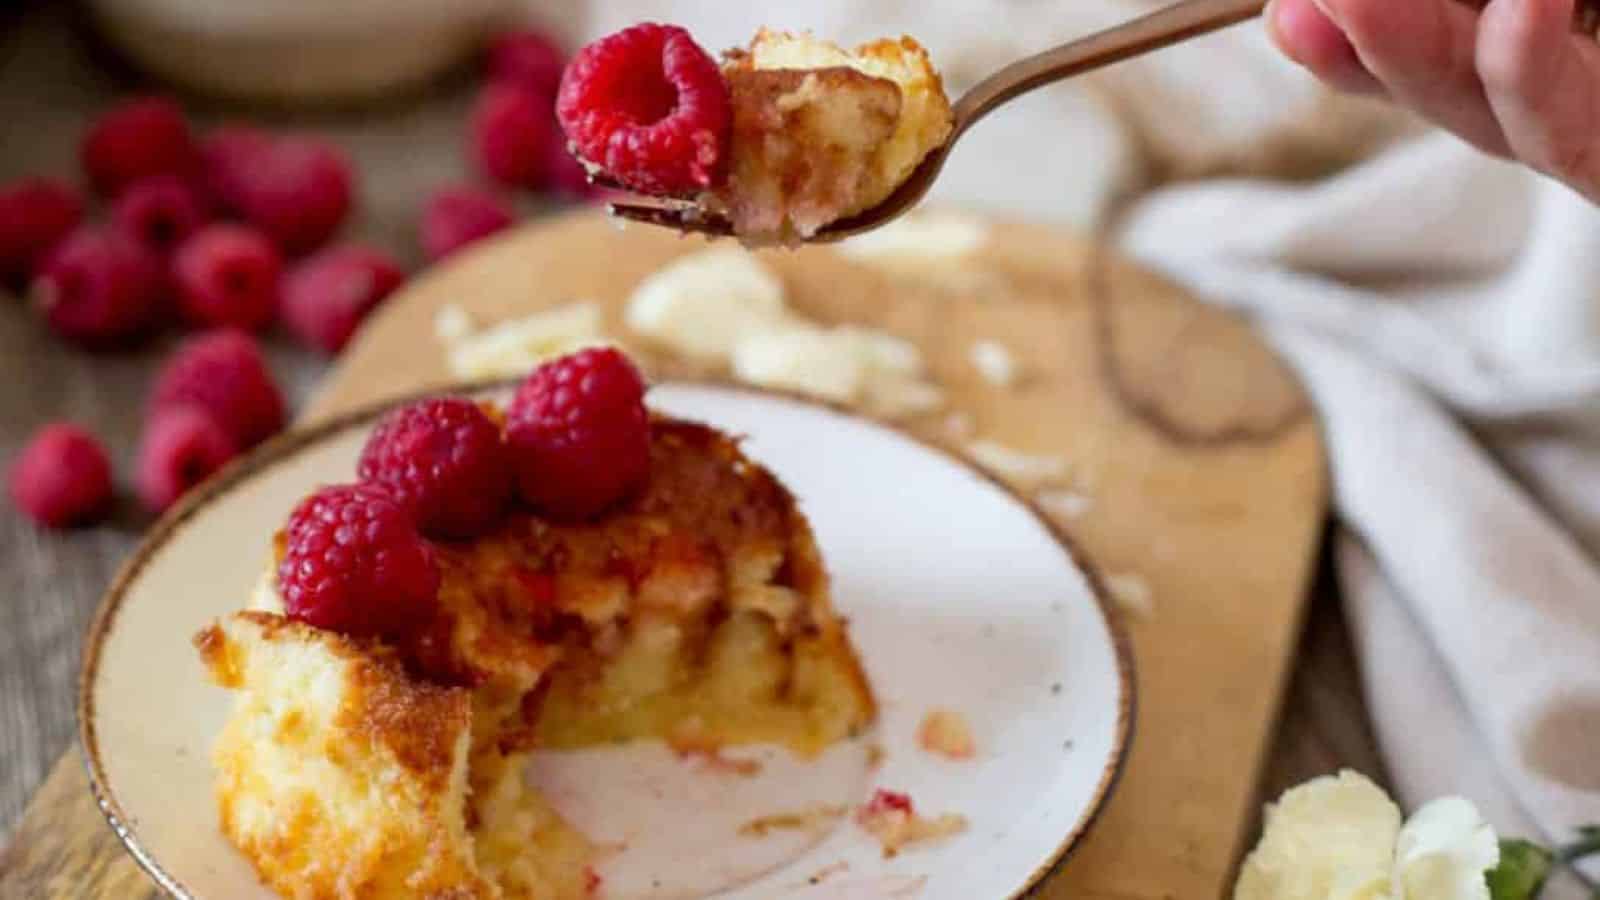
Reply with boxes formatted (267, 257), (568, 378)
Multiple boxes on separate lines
(0, 210), (1325, 899)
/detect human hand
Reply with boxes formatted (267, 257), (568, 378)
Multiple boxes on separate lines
(1266, 0), (1600, 201)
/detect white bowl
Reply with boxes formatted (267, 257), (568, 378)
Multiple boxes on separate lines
(80, 381), (1134, 899)
(87, 0), (514, 105)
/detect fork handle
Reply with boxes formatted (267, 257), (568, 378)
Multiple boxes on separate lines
(952, 0), (1265, 134)
(953, 0), (1600, 139)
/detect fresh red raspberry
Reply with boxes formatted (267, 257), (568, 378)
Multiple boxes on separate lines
(280, 244), (405, 354)
(135, 405), (238, 514)
(150, 329), (285, 449)
(8, 422), (113, 529)
(556, 24), (730, 195)
(278, 483), (440, 638)
(419, 186), (515, 262)
(172, 224), (281, 331)
(0, 177), (84, 283)
(33, 226), (163, 348)
(504, 347), (650, 520)
(471, 83), (555, 190)
(198, 125), (271, 214)
(111, 175), (209, 258)
(80, 97), (198, 197)
(486, 29), (567, 99)
(231, 136), (353, 255)
(357, 397), (512, 539)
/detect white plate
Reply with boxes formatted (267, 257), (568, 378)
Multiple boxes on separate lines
(80, 382), (1134, 900)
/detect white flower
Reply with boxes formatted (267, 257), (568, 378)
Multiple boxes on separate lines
(1234, 770), (1499, 900)
(1393, 797), (1499, 900)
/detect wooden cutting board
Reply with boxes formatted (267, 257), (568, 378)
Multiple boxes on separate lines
(0, 211), (1325, 899)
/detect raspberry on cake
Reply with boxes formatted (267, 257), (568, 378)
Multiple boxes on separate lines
(556, 24), (953, 245)
(198, 352), (877, 899)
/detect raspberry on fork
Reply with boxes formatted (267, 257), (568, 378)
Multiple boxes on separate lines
(358, 396), (512, 540)
(504, 347), (651, 521)
(556, 23), (731, 196)
(278, 483), (441, 638)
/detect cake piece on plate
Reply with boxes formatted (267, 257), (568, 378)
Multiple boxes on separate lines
(198, 349), (875, 899)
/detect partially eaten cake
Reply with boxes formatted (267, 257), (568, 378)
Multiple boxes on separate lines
(556, 24), (953, 245)
(196, 349), (875, 899)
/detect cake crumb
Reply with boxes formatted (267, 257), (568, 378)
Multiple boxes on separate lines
(969, 339), (1019, 387)
(433, 304), (475, 342)
(917, 709), (976, 760)
(856, 789), (968, 857)
(1106, 572), (1154, 618)
(443, 301), (613, 379)
(866, 743), (887, 768)
(1036, 488), (1093, 521)
(737, 805), (849, 838)
(966, 439), (1068, 487)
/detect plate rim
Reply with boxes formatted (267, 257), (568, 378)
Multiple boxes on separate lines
(77, 377), (1137, 900)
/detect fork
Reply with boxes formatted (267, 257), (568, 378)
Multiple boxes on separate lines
(603, 0), (1600, 243)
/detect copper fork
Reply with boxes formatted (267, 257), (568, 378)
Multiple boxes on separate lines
(603, 0), (1268, 242)
(603, 0), (1600, 243)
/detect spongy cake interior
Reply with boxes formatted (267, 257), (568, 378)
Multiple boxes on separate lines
(711, 30), (954, 242)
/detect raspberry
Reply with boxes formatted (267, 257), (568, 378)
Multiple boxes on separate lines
(151, 329), (285, 449)
(8, 423), (113, 528)
(80, 97), (197, 197)
(486, 29), (567, 99)
(111, 175), (209, 258)
(419, 186), (515, 262)
(198, 125), (271, 214)
(280, 244), (405, 354)
(231, 136), (353, 255)
(471, 83), (555, 190)
(278, 483), (440, 638)
(33, 226), (163, 348)
(135, 405), (238, 514)
(556, 24), (730, 195)
(172, 224), (281, 331)
(0, 177), (84, 283)
(504, 347), (650, 520)
(358, 397), (512, 539)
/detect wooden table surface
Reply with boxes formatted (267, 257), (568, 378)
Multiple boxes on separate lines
(0, 0), (1389, 859)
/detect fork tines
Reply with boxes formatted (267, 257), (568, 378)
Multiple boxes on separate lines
(587, 172), (735, 237)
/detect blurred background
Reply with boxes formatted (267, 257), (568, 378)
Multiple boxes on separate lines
(0, 0), (1405, 854)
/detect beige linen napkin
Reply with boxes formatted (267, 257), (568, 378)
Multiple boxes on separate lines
(545, 1), (1600, 893)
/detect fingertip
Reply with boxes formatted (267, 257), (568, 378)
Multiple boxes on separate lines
(1270, 0), (1387, 94)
